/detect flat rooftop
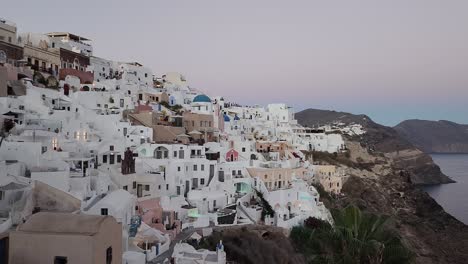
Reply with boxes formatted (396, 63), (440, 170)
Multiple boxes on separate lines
(46, 32), (91, 41)
(17, 212), (112, 235)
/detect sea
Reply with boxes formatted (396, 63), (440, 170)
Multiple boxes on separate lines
(423, 154), (468, 225)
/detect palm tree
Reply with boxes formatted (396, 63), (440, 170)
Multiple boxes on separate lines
(290, 206), (413, 264)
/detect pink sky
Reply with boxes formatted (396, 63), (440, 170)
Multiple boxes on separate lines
(4, 0), (468, 125)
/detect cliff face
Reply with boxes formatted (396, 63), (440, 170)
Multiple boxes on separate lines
(313, 138), (468, 264)
(394, 119), (468, 153)
(295, 109), (454, 185)
(335, 174), (468, 264)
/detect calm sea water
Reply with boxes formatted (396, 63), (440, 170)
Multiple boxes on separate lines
(423, 154), (468, 224)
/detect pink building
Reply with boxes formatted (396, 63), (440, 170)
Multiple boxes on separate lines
(137, 198), (180, 239)
(226, 148), (239, 162)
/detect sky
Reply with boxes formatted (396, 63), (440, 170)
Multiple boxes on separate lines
(3, 0), (468, 126)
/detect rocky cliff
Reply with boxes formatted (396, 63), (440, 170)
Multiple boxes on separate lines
(295, 109), (454, 185)
(312, 137), (468, 263)
(394, 119), (468, 153)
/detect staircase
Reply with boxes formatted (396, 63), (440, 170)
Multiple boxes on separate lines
(237, 203), (257, 224)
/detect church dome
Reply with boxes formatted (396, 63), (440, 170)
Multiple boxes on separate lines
(224, 114), (231, 122)
(193, 94), (211, 103)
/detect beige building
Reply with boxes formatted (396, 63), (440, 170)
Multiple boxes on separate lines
(18, 32), (61, 74)
(183, 112), (216, 142)
(247, 167), (307, 191)
(314, 165), (343, 194)
(0, 18), (23, 66)
(143, 91), (169, 104)
(0, 18), (17, 44)
(9, 212), (122, 264)
(255, 141), (290, 158)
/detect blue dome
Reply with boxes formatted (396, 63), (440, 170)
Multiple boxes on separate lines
(234, 115), (240, 121)
(193, 94), (211, 103)
(224, 114), (231, 122)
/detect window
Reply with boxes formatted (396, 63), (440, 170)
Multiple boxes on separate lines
(242, 147), (246, 152)
(232, 170), (236, 175)
(133, 181), (137, 189)
(0, 191), (4, 200)
(103, 155), (107, 163)
(106, 247), (112, 264)
(166, 184), (169, 190)
(110, 145), (114, 151)
(54, 256), (68, 264)
(145, 185), (150, 191)
(238, 170), (241, 175)
(178, 166), (181, 172)
(200, 178), (205, 185)
(123, 185), (128, 191)
(201, 164), (204, 171)
(193, 165), (197, 171)
(117, 155), (122, 163)
(158, 185), (161, 190)
(154, 147), (169, 159)
(101, 208), (108, 215)
(173, 151), (177, 158)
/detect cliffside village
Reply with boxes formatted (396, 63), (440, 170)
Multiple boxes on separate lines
(0, 18), (365, 264)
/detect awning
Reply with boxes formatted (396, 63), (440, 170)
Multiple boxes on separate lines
(188, 130), (202, 135)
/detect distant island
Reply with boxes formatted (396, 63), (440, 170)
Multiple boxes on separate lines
(394, 120), (468, 153)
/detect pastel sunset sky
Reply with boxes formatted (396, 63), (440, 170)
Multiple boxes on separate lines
(4, 0), (468, 125)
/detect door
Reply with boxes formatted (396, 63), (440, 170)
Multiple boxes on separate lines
(0, 237), (8, 264)
(218, 170), (225, 182)
(83, 161), (88, 176)
(184, 181), (190, 197)
(209, 165), (214, 183)
(137, 184), (143, 197)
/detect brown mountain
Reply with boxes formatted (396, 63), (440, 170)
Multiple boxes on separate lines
(295, 109), (454, 185)
(394, 119), (468, 153)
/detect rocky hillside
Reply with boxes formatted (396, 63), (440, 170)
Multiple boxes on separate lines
(295, 109), (454, 185)
(312, 137), (468, 263)
(394, 119), (468, 153)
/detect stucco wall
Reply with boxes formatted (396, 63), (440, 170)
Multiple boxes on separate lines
(9, 232), (94, 264)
